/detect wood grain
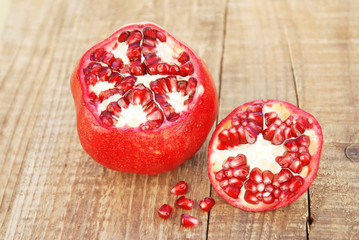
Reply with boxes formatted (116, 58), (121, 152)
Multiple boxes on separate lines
(0, 0), (358, 239)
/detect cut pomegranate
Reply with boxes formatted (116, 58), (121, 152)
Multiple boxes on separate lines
(199, 197), (216, 212)
(180, 214), (200, 228)
(208, 100), (323, 211)
(175, 196), (194, 210)
(170, 181), (188, 195)
(71, 22), (218, 174)
(158, 204), (173, 220)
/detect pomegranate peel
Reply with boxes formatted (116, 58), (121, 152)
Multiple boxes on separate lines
(208, 100), (323, 211)
(71, 22), (218, 174)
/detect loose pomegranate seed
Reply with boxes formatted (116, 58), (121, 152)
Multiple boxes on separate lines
(170, 181), (188, 195)
(199, 197), (216, 212)
(158, 204), (172, 220)
(180, 214), (200, 228)
(175, 196), (194, 210)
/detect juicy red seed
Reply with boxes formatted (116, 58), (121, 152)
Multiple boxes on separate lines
(143, 27), (157, 40)
(147, 64), (158, 75)
(289, 159), (303, 173)
(88, 62), (102, 74)
(127, 44), (142, 62)
(170, 181), (188, 195)
(156, 63), (169, 74)
(215, 170), (226, 181)
(229, 178), (243, 188)
(180, 62), (194, 76)
(99, 111), (115, 127)
(232, 166), (250, 180)
(129, 62), (145, 75)
(289, 176), (303, 192)
(249, 168), (263, 184)
(158, 204), (172, 220)
(279, 190), (293, 202)
(223, 186), (240, 199)
(169, 65), (180, 75)
(262, 170), (274, 185)
(244, 191), (259, 204)
(85, 73), (97, 85)
(90, 48), (105, 61)
(156, 31), (166, 42)
(111, 58), (123, 71)
(127, 30), (142, 45)
(107, 102), (121, 117)
(181, 214), (200, 228)
(102, 52), (115, 65)
(199, 197), (216, 212)
(230, 154), (247, 168)
(88, 92), (99, 104)
(297, 135), (310, 147)
(178, 52), (190, 64)
(277, 169), (293, 183)
(177, 81), (187, 95)
(108, 72), (123, 84)
(99, 88), (121, 102)
(175, 196), (194, 210)
(262, 192), (275, 204)
(265, 112), (278, 126)
(244, 180), (257, 193)
(98, 67), (112, 81)
(118, 31), (130, 42)
(186, 77), (197, 96)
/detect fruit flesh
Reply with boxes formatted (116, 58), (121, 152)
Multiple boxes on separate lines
(71, 22), (218, 174)
(208, 100), (322, 211)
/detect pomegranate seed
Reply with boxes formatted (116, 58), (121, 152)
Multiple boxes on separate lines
(90, 48), (105, 61)
(102, 52), (115, 65)
(99, 111), (115, 127)
(170, 181), (188, 195)
(127, 30), (142, 45)
(143, 27), (157, 40)
(249, 168), (263, 184)
(156, 31), (166, 42)
(111, 58), (123, 71)
(199, 197), (216, 212)
(180, 62), (194, 76)
(175, 196), (194, 210)
(178, 52), (190, 64)
(118, 31), (130, 42)
(156, 63), (170, 74)
(158, 204), (172, 220)
(244, 191), (259, 205)
(181, 214), (200, 228)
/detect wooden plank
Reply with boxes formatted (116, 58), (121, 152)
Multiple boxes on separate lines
(274, 1), (359, 239)
(0, 0), (226, 239)
(207, 1), (307, 239)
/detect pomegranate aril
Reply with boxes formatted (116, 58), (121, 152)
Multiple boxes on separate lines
(262, 192), (275, 204)
(118, 31), (130, 42)
(289, 176), (303, 192)
(127, 44), (142, 62)
(289, 159), (303, 173)
(180, 62), (194, 76)
(156, 31), (166, 42)
(169, 65), (180, 75)
(107, 102), (121, 117)
(99, 111), (115, 127)
(232, 166), (250, 180)
(87, 62), (102, 75)
(229, 178), (243, 188)
(223, 186), (240, 199)
(158, 204), (172, 220)
(178, 52), (190, 64)
(85, 73), (97, 85)
(177, 81), (187, 95)
(165, 76), (178, 93)
(249, 168), (263, 184)
(99, 88), (121, 102)
(244, 191), (259, 205)
(175, 196), (194, 210)
(186, 77), (197, 96)
(127, 30), (142, 45)
(111, 58), (123, 72)
(230, 154), (247, 168)
(277, 169), (293, 184)
(156, 63), (170, 74)
(244, 180), (257, 193)
(88, 92), (99, 104)
(129, 62), (145, 75)
(170, 181), (188, 195)
(108, 72), (123, 84)
(265, 112), (278, 126)
(262, 170), (274, 185)
(199, 197), (216, 212)
(98, 67), (112, 82)
(215, 170), (226, 181)
(181, 214), (200, 228)
(279, 191), (293, 202)
(143, 27), (157, 40)
(90, 48), (105, 61)
(102, 52), (115, 65)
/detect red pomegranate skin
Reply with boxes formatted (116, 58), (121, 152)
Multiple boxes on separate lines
(71, 22), (218, 174)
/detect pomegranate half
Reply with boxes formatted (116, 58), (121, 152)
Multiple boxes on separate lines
(208, 100), (323, 211)
(71, 22), (218, 174)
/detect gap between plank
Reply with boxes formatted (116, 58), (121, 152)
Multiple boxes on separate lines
(284, 25), (313, 238)
(206, 0), (229, 239)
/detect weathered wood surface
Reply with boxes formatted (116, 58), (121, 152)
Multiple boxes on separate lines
(0, 0), (358, 239)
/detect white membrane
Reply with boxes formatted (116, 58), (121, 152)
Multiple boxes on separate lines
(210, 135), (285, 174)
(156, 41), (182, 65)
(115, 104), (147, 128)
(167, 92), (188, 113)
(111, 42), (130, 65)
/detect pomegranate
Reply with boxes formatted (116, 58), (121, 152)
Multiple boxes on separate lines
(207, 100), (323, 211)
(170, 180), (188, 195)
(71, 22), (218, 174)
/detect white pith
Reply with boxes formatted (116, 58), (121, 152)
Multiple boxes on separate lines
(110, 42), (130, 65)
(86, 33), (199, 128)
(114, 104), (147, 128)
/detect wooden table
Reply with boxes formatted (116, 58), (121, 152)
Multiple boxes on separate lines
(1, 0), (358, 239)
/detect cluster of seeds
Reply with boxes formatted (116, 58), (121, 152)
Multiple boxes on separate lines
(157, 181), (215, 228)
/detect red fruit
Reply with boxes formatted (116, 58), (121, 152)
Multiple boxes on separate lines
(207, 100), (323, 211)
(199, 197), (216, 212)
(158, 204), (173, 220)
(180, 214), (200, 228)
(175, 196), (194, 210)
(71, 22), (218, 174)
(170, 181), (188, 195)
